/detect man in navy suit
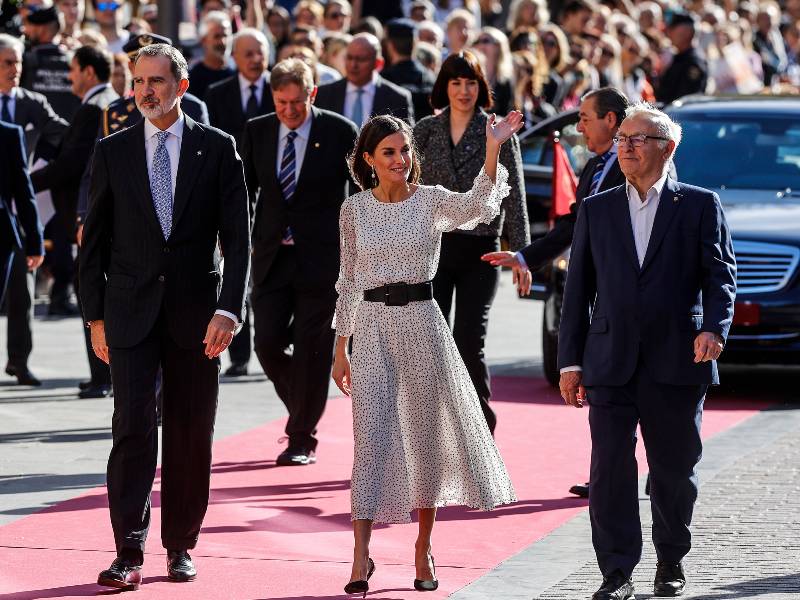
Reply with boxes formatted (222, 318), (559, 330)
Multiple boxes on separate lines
(558, 104), (736, 600)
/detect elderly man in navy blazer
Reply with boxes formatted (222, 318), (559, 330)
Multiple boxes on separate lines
(558, 104), (736, 600)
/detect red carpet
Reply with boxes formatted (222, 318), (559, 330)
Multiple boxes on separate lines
(0, 377), (769, 599)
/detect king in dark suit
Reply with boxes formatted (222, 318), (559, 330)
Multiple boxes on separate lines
(80, 44), (250, 591)
(314, 32), (414, 127)
(557, 105), (736, 600)
(241, 59), (358, 467)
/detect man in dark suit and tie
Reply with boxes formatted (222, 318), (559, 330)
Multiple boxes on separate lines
(558, 104), (736, 600)
(482, 86), (629, 497)
(0, 121), (44, 318)
(314, 32), (415, 127)
(80, 43), (250, 590)
(0, 32), (65, 386)
(31, 44), (118, 319)
(205, 27), (275, 146)
(241, 58), (358, 466)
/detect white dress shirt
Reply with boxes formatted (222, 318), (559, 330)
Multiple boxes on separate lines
(82, 83), (110, 104)
(238, 73), (268, 113)
(560, 171), (669, 375)
(1, 87), (17, 121)
(143, 113), (239, 325)
(343, 72), (378, 127)
(276, 110), (314, 182)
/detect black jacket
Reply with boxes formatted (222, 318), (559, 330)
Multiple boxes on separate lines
(10, 86), (68, 159)
(205, 74), (274, 145)
(241, 106), (358, 288)
(79, 115), (251, 349)
(656, 48), (708, 105)
(380, 59), (435, 120)
(314, 75), (415, 125)
(519, 153), (625, 269)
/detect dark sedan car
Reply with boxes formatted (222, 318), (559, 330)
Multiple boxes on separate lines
(520, 97), (800, 385)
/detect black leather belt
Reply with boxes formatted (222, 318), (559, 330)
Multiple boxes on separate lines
(363, 281), (433, 306)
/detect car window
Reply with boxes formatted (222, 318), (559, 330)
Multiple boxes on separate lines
(671, 115), (800, 192)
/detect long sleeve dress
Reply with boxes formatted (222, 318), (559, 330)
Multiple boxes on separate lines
(334, 165), (518, 524)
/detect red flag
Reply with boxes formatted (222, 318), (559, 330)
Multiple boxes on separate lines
(550, 134), (578, 221)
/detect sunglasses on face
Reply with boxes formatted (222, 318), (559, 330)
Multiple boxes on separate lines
(327, 11), (345, 18)
(543, 38), (558, 48)
(96, 1), (121, 11)
(475, 37), (496, 45)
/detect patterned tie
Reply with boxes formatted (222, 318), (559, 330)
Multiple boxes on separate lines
(245, 83), (259, 119)
(279, 131), (297, 245)
(150, 131), (173, 238)
(1, 95), (11, 123)
(589, 151), (612, 196)
(350, 88), (364, 127)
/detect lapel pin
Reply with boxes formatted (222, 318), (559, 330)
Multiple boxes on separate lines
(197, 150), (202, 156)
(673, 196), (679, 202)
(314, 142), (320, 148)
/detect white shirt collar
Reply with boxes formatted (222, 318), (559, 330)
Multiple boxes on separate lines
(625, 171), (668, 204)
(82, 83), (109, 104)
(239, 72), (266, 96)
(278, 110), (313, 141)
(346, 71), (379, 94)
(2, 86), (17, 99)
(144, 111), (185, 141)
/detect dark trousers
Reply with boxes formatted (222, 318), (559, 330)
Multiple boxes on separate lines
(75, 250), (111, 385)
(433, 232), (500, 433)
(587, 357), (706, 578)
(107, 312), (220, 555)
(5, 247), (33, 369)
(251, 247), (336, 451)
(43, 217), (74, 304)
(227, 297), (252, 365)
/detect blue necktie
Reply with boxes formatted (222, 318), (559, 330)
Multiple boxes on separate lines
(350, 88), (364, 127)
(279, 131), (297, 244)
(1, 95), (11, 123)
(589, 151), (612, 196)
(151, 131), (173, 238)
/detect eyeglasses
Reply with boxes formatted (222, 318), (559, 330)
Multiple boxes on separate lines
(475, 37), (496, 45)
(328, 11), (345, 19)
(96, 1), (121, 11)
(542, 38), (558, 48)
(613, 134), (669, 147)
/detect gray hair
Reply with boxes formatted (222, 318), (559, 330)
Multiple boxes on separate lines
(270, 57), (315, 92)
(232, 27), (269, 54)
(134, 43), (189, 82)
(198, 10), (232, 39)
(350, 32), (382, 60)
(624, 102), (682, 155)
(0, 33), (24, 57)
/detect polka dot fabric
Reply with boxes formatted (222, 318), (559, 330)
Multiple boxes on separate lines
(335, 165), (517, 524)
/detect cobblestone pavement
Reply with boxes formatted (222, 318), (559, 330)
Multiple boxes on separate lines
(454, 402), (800, 600)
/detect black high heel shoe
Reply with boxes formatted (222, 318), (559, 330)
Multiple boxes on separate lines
(413, 555), (439, 592)
(344, 557), (375, 598)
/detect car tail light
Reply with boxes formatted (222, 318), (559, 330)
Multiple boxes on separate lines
(733, 301), (760, 326)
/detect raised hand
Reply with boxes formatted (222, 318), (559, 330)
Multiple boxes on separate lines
(486, 111), (524, 147)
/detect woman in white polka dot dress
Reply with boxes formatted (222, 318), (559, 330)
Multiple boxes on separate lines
(333, 112), (522, 596)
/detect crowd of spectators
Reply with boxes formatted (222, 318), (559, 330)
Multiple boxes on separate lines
(0, 0), (798, 392)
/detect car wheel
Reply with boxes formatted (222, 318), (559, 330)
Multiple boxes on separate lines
(542, 313), (560, 387)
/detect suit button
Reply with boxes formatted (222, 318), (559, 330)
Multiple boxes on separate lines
(158, 275), (165, 282)
(163, 247), (170, 253)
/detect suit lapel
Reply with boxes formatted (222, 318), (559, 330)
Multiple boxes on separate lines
(171, 115), (207, 231)
(12, 89), (29, 128)
(293, 107), (322, 198)
(130, 120), (163, 235)
(640, 177), (682, 273)
(371, 78), (384, 117)
(451, 110), (484, 169)
(335, 80), (347, 115)
(609, 185), (641, 272)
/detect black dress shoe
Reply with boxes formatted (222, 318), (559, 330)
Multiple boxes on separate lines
(344, 557), (375, 597)
(276, 446), (316, 466)
(97, 557), (143, 591)
(592, 570), (635, 600)
(654, 561), (686, 596)
(48, 301), (79, 317)
(413, 555), (439, 591)
(79, 380), (92, 390)
(167, 549), (197, 582)
(224, 362), (248, 377)
(5, 365), (41, 386)
(78, 383), (112, 399)
(569, 481), (590, 498)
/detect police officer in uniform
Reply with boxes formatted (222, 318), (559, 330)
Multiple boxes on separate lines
(101, 33), (209, 138)
(656, 13), (708, 106)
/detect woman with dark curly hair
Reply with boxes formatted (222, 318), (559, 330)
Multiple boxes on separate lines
(332, 111), (522, 596)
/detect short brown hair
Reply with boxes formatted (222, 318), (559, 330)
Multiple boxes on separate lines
(270, 57), (315, 92)
(429, 50), (493, 111)
(348, 115), (421, 190)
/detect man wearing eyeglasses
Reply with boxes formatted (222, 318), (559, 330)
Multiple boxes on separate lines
(92, 0), (130, 54)
(558, 104), (735, 600)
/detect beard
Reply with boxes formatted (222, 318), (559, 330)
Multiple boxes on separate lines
(136, 93), (178, 120)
